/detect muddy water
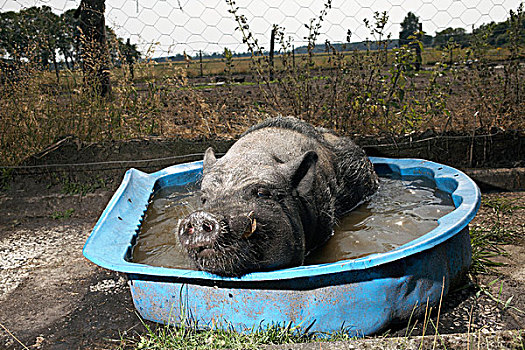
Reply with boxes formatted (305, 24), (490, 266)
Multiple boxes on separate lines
(132, 176), (454, 269)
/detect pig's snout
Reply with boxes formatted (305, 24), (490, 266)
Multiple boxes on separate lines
(178, 211), (221, 249)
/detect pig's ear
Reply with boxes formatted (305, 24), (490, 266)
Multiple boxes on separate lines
(203, 147), (217, 171)
(283, 151), (318, 192)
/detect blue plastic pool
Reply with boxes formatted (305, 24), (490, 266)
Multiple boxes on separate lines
(83, 157), (480, 336)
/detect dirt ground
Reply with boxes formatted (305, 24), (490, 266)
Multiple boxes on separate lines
(0, 140), (524, 349)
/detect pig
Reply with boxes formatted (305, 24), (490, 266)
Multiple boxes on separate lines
(177, 116), (378, 277)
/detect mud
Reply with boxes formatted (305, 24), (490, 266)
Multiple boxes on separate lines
(0, 138), (523, 349)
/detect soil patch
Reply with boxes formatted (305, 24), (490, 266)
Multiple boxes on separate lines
(11, 130), (524, 189)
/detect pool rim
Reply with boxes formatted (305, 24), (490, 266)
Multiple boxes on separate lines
(83, 157), (481, 282)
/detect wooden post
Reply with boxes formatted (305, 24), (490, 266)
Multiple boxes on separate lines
(199, 50), (203, 77)
(269, 25), (276, 81)
(292, 44), (295, 69)
(125, 38), (135, 80)
(415, 22), (422, 71)
(74, 0), (111, 97)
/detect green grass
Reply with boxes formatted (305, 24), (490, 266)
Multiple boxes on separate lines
(469, 197), (522, 274)
(0, 168), (13, 191)
(119, 318), (355, 350)
(60, 177), (107, 196)
(50, 208), (75, 220)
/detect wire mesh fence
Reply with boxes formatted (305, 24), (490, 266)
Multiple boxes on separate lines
(1, 0), (523, 57)
(0, 0), (524, 166)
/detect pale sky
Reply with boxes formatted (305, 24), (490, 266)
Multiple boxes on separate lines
(1, 0), (522, 57)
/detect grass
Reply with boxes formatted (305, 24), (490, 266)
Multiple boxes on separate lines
(119, 318), (340, 350)
(0, 168), (13, 191)
(166, 46), (515, 78)
(60, 177), (107, 196)
(475, 277), (524, 315)
(117, 293), (521, 350)
(469, 197), (523, 274)
(50, 208), (75, 220)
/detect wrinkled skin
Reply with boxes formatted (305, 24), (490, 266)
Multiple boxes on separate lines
(178, 117), (378, 277)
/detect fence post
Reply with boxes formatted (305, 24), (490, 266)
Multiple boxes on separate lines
(415, 22), (422, 71)
(199, 50), (203, 77)
(292, 44), (295, 69)
(74, 0), (111, 97)
(125, 38), (135, 80)
(269, 25), (276, 81)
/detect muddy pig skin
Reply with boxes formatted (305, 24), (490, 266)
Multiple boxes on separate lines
(178, 117), (378, 277)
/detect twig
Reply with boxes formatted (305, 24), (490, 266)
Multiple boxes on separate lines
(467, 304), (474, 350)
(432, 276), (446, 349)
(0, 322), (30, 350)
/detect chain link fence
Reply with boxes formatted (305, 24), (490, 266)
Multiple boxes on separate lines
(2, 0), (523, 57)
(1, 0), (524, 166)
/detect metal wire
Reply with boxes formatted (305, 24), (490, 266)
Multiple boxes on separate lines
(2, 0), (522, 57)
(0, 133), (505, 171)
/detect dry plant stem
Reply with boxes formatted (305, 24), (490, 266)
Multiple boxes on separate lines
(1, 5), (524, 166)
(404, 303), (419, 339)
(467, 304), (474, 350)
(432, 276), (446, 349)
(0, 322), (30, 350)
(419, 297), (431, 350)
(226, 0), (279, 107)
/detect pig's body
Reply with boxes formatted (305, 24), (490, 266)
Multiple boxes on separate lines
(178, 117), (378, 276)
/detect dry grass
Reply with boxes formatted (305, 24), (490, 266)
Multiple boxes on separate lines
(0, 58), (262, 166)
(174, 46), (513, 78)
(0, 14), (523, 166)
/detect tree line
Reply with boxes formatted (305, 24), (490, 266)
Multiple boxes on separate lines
(400, 9), (525, 49)
(291, 7), (524, 56)
(0, 6), (140, 72)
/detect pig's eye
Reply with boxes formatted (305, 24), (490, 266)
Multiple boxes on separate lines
(255, 188), (271, 199)
(200, 196), (207, 205)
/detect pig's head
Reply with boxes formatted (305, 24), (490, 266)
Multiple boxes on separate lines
(177, 147), (319, 277)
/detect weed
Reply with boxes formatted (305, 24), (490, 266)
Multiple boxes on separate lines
(474, 277), (524, 315)
(514, 330), (525, 349)
(483, 197), (524, 216)
(51, 208), (75, 220)
(467, 195), (523, 321)
(61, 177), (106, 196)
(469, 196), (521, 274)
(222, 47), (234, 86)
(1, 4), (524, 166)
(469, 225), (508, 274)
(0, 168), (13, 191)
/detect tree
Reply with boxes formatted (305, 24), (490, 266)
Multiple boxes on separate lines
(58, 9), (81, 69)
(473, 7), (525, 48)
(0, 6), (63, 79)
(0, 4), (139, 80)
(434, 27), (469, 48)
(0, 11), (21, 61)
(18, 6), (64, 80)
(399, 12), (420, 46)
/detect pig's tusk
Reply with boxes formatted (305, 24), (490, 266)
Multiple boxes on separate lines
(242, 214), (257, 238)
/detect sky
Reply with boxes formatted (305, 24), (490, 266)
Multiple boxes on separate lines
(1, 0), (523, 57)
